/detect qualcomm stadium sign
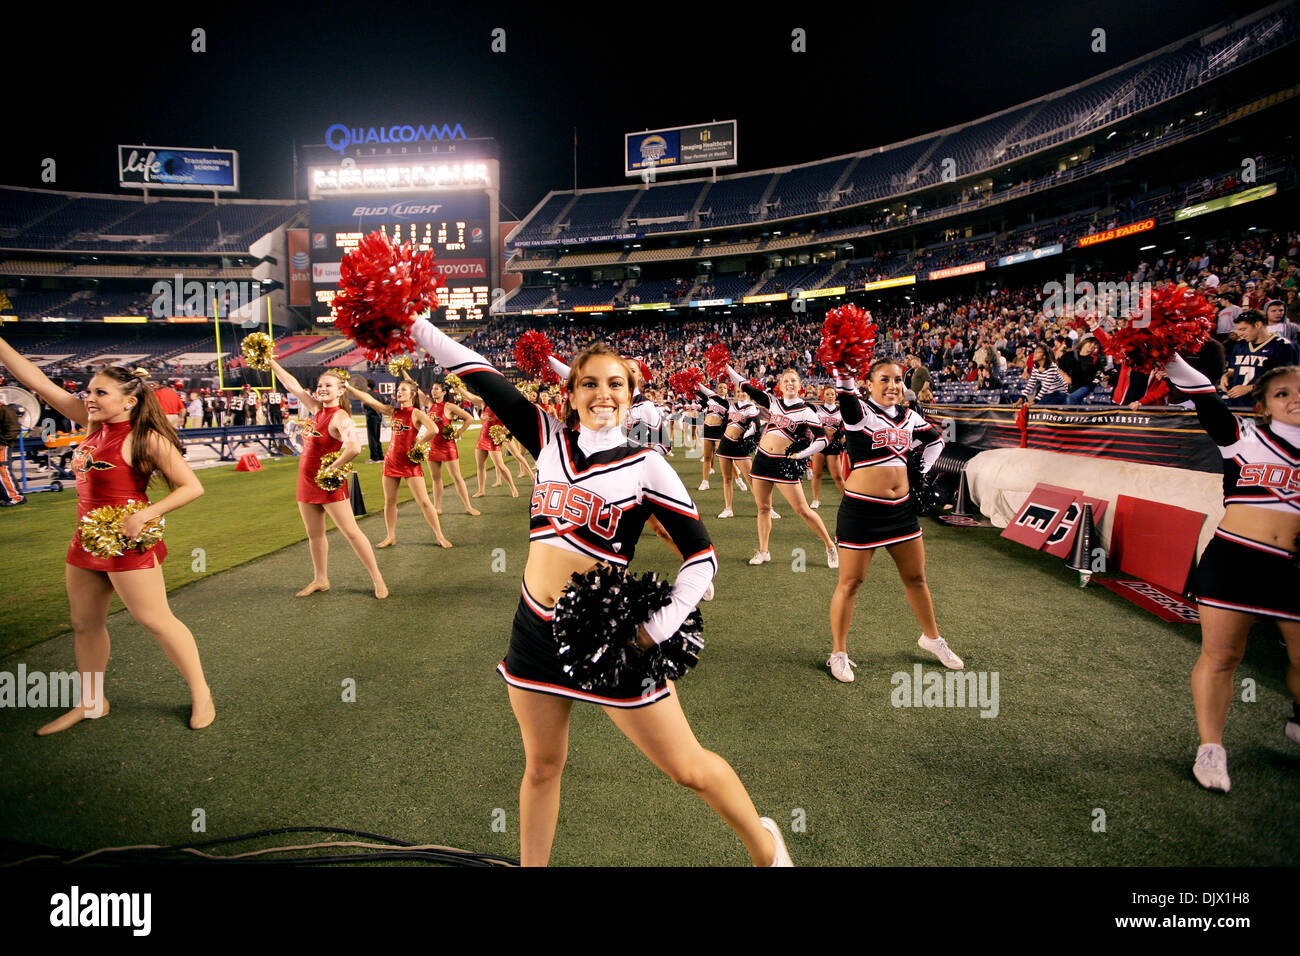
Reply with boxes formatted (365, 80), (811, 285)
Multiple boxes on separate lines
(326, 123), (467, 154)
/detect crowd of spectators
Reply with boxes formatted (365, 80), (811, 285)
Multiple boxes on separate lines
(462, 229), (1300, 409)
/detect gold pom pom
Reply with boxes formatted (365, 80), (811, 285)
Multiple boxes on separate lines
(77, 500), (165, 558)
(387, 355), (413, 377)
(315, 451), (353, 492)
(241, 333), (275, 371)
(408, 440), (430, 464)
(443, 373), (464, 394)
(489, 424), (510, 446)
(331, 368), (351, 385)
(440, 421), (456, 441)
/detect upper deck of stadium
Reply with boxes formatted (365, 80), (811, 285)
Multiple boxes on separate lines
(505, 1), (1297, 256)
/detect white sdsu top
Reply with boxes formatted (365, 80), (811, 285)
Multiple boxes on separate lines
(418, 319), (717, 643)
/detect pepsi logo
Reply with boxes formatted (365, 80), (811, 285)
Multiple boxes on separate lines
(471, 227), (484, 242)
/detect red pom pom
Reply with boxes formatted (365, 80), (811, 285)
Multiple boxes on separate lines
(514, 331), (560, 385)
(669, 367), (705, 398)
(1099, 286), (1215, 375)
(704, 343), (730, 382)
(635, 359), (652, 389)
(748, 378), (763, 391)
(816, 305), (877, 376)
(333, 231), (443, 362)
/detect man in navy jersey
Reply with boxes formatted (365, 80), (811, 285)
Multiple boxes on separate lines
(1223, 311), (1298, 407)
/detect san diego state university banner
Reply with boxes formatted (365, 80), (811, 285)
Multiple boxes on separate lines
(920, 404), (1227, 474)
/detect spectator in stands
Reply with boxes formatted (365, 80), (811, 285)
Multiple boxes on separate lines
(1215, 291), (1243, 340)
(974, 364), (1002, 392)
(1018, 345), (1070, 406)
(1061, 337), (1104, 405)
(1265, 299), (1300, 347)
(1222, 310), (1299, 407)
(904, 355), (931, 396)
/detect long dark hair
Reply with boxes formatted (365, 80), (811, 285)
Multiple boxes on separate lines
(94, 367), (182, 488)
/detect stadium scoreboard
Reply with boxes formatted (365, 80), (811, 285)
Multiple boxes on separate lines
(308, 194), (493, 324)
(304, 144), (500, 326)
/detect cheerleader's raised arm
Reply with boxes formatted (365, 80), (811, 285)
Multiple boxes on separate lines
(410, 317), (553, 458)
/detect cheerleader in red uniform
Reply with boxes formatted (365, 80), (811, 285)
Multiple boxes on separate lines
(406, 374), (480, 518)
(454, 384), (523, 498)
(0, 339), (214, 735)
(344, 379), (453, 549)
(269, 360), (388, 599)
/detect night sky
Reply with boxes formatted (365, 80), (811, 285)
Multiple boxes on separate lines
(1, 0), (1275, 217)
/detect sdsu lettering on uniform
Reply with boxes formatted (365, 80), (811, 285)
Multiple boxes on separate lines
(531, 481), (624, 539)
(871, 427), (910, 453)
(1236, 462), (1300, 497)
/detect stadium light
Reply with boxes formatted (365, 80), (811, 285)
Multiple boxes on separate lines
(1140, 245), (1156, 251)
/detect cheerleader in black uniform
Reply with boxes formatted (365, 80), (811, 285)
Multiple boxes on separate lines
(696, 380), (731, 491)
(731, 366), (837, 568)
(704, 384), (760, 520)
(810, 384), (846, 510)
(1164, 356), (1300, 791)
(826, 358), (962, 683)
(408, 318), (789, 866)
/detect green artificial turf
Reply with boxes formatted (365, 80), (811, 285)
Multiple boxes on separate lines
(0, 443), (1296, 867)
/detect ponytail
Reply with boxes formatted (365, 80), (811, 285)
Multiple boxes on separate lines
(96, 366), (182, 488)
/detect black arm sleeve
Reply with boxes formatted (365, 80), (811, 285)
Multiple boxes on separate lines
(410, 318), (551, 457)
(1166, 354), (1239, 447)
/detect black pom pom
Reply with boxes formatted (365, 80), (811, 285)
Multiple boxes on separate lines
(553, 565), (705, 691)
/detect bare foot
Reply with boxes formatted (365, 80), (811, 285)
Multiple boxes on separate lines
(190, 694), (216, 730)
(36, 699), (110, 737)
(377, 538), (397, 548)
(467, 506), (482, 516)
(510, 488), (519, 498)
(437, 538), (453, 549)
(296, 580), (330, 597)
(471, 492), (486, 499)
(374, 581), (389, 599)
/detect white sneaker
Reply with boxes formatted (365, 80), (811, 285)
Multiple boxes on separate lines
(770, 509), (781, 519)
(748, 551), (771, 565)
(811, 499), (820, 509)
(759, 817), (793, 867)
(1193, 743), (1231, 792)
(1285, 719), (1300, 746)
(826, 546), (839, 569)
(735, 476), (747, 491)
(703, 582), (715, 602)
(827, 651), (857, 683)
(698, 480), (710, 491)
(717, 508), (734, 519)
(918, 634), (964, 669)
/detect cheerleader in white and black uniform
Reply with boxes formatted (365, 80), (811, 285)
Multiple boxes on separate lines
(826, 358), (963, 683)
(408, 319), (789, 866)
(810, 384), (846, 509)
(705, 385), (760, 519)
(550, 357), (714, 602)
(1164, 355), (1300, 792)
(732, 365), (838, 568)
(696, 380), (731, 490)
